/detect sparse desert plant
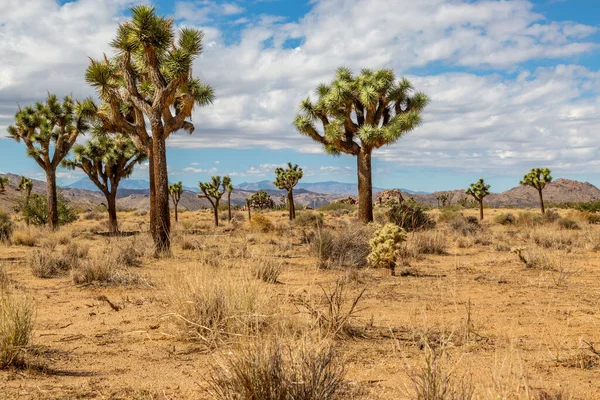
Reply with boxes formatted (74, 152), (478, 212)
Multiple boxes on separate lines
(253, 258), (283, 284)
(294, 211), (324, 228)
(0, 211), (14, 243)
(521, 167), (552, 214)
(29, 248), (75, 278)
(558, 218), (580, 230)
(14, 193), (77, 227)
(388, 199), (434, 232)
(494, 213), (515, 225)
(309, 227), (335, 268)
(368, 223), (407, 276)
(71, 250), (143, 286)
(11, 228), (38, 247)
(167, 265), (272, 347)
(274, 162), (303, 221)
(465, 178), (490, 221)
(411, 230), (448, 255)
(250, 213), (274, 233)
(511, 247), (556, 270)
(0, 177), (8, 193)
(450, 215), (481, 236)
(209, 339), (346, 400)
(317, 202), (355, 213)
(0, 291), (34, 369)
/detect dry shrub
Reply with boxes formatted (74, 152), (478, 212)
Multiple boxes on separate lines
(388, 199), (434, 232)
(209, 339), (346, 400)
(309, 224), (374, 269)
(0, 290), (34, 368)
(83, 211), (103, 221)
(557, 218), (580, 230)
(180, 236), (201, 250)
(0, 266), (8, 290)
(511, 247), (558, 270)
(450, 215), (480, 236)
(11, 228), (38, 247)
(494, 213), (515, 225)
(530, 228), (575, 250)
(29, 248), (75, 278)
(72, 250), (144, 286)
(411, 230), (448, 255)
(253, 258), (283, 284)
(294, 211), (324, 228)
(517, 210), (560, 227)
(0, 211), (14, 243)
(167, 264), (272, 347)
(251, 214), (274, 233)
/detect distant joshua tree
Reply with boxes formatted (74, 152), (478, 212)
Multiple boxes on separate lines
(8, 94), (88, 230)
(63, 135), (146, 234)
(0, 177), (8, 194)
(19, 176), (33, 205)
(198, 176), (231, 227)
(465, 178), (491, 221)
(436, 193), (450, 208)
(225, 179), (233, 222)
(169, 182), (184, 223)
(249, 190), (274, 210)
(274, 163), (303, 221)
(294, 67), (429, 223)
(521, 168), (552, 214)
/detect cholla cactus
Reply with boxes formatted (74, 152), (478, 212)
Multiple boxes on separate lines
(367, 223), (407, 276)
(465, 178), (491, 221)
(520, 168), (552, 214)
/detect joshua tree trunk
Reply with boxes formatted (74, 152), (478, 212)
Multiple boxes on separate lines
(152, 133), (171, 255)
(107, 191), (119, 235)
(479, 199), (484, 221)
(357, 148), (373, 223)
(174, 201), (179, 222)
(213, 206), (219, 227)
(538, 188), (545, 214)
(148, 147), (157, 241)
(247, 203), (251, 221)
(46, 169), (58, 230)
(228, 193), (232, 222)
(288, 190), (296, 220)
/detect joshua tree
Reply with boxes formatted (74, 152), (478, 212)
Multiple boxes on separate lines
(63, 135), (146, 234)
(521, 168), (552, 214)
(294, 68), (429, 223)
(0, 177), (8, 193)
(169, 181), (183, 223)
(84, 5), (214, 253)
(8, 94), (87, 230)
(249, 190), (274, 210)
(274, 163), (303, 221)
(19, 176), (33, 205)
(436, 193), (450, 208)
(198, 176), (231, 227)
(245, 198), (252, 221)
(465, 178), (491, 221)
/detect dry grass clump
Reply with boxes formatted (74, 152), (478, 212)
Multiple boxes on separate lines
(253, 258), (283, 284)
(180, 235), (201, 250)
(309, 224), (374, 269)
(71, 250), (144, 286)
(250, 214), (275, 233)
(167, 265), (273, 347)
(411, 230), (448, 255)
(517, 210), (560, 227)
(83, 211), (103, 221)
(511, 247), (558, 270)
(0, 290), (34, 369)
(0, 266), (8, 289)
(294, 211), (324, 228)
(530, 228), (576, 250)
(450, 215), (481, 236)
(557, 218), (580, 230)
(209, 339), (346, 400)
(11, 228), (38, 247)
(29, 248), (75, 278)
(0, 211), (14, 243)
(494, 213), (515, 225)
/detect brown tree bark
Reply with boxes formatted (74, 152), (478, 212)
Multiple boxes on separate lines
(479, 199), (484, 221)
(538, 188), (545, 214)
(227, 194), (231, 222)
(151, 132), (171, 255)
(213, 206), (219, 227)
(288, 189), (295, 221)
(174, 200), (179, 222)
(148, 147), (157, 242)
(107, 191), (119, 235)
(46, 169), (58, 230)
(357, 148), (373, 223)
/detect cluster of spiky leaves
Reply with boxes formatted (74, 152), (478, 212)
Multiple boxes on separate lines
(18, 177), (33, 197)
(63, 135), (147, 194)
(521, 168), (552, 190)
(465, 178), (491, 201)
(274, 162), (303, 191)
(7, 94), (88, 169)
(294, 67), (429, 155)
(248, 190), (274, 210)
(169, 181), (183, 203)
(83, 5), (214, 141)
(198, 176), (231, 207)
(0, 177), (8, 193)
(367, 223), (407, 273)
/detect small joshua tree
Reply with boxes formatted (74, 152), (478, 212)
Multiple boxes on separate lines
(169, 181), (183, 223)
(249, 190), (274, 210)
(198, 176), (231, 227)
(64, 135), (146, 234)
(0, 177), (8, 193)
(274, 163), (303, 221)
(18, 177), (33, 205)
(225, 179), (233, 222)
(8, 94), (88, 230)
(368, 223), (407, 276)
(436, 193), (450, 208)
(465, 178), (491, 221)
(521, 168), (552, 214)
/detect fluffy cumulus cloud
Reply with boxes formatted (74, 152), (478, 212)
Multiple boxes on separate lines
(1, 0), (599, 176)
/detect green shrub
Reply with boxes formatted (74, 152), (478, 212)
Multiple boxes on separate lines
(494, 213), (515, 225)
(0, 211), (14, 243)
(294, 211), (324, 228)
(387, 199), (434, 232)
(14, 194), (77, 226)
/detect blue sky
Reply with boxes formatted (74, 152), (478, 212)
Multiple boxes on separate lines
(1, 0), (600, 193)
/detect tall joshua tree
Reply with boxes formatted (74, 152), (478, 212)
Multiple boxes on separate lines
(274, 162), (303, 221)
(84, 5), (214, 253)
(19, 176), (33, 205)
(198, 176), (231, 227)
(169, 181), (183, 223)
(465, 178), (491, 221)
(294, 68), (429, 223)
(0, 177), (8, 193)
(225, 179), (233, 222)
(521, 168), (552, 214)
(8, 94), (87, 230)
(63, 135), (146, 234)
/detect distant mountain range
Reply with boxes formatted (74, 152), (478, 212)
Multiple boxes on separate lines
(235, 180), (428, 195)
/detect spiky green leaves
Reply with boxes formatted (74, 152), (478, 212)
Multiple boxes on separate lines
(274, 163), (303, 191)
(198, 176), (231, 206)
(520, 168), (552, 191)
(465, 178), (491, 201)
(169, 181), (184, 204)
(0, 177), (8, 193)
